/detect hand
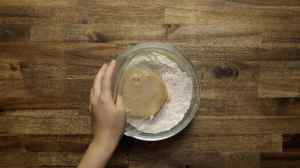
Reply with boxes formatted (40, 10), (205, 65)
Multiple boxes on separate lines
(90, 60), (125, 145)
(79, 60), (125, 168)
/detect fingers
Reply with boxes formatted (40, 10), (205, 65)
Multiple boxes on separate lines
(93, 64), (107, 98)
(90, 87), (94, 102)
(101, 60), (116, 101)
(116, 95), (124, 113)
(89, 86), (95, 109)
(89, 87), (95, 113)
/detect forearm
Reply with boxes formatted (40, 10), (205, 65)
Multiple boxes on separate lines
(78, 137), (119, 168)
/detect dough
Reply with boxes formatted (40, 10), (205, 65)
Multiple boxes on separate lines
(120, 67), (168, 118)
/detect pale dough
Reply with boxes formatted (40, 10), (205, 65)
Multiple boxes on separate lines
(120, 67), (168, 118)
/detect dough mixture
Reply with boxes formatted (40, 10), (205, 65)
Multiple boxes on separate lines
(120, 67), (168, 118)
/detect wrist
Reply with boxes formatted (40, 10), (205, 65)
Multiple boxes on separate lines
(92, 134), (120, 151)
(81, 136), (118, 168)
(94, 130), (122, 144)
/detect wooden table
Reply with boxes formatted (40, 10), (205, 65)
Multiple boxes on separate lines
(1, 0), (300, 167)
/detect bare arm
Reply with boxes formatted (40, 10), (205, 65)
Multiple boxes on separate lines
(78, 60), (125, 168)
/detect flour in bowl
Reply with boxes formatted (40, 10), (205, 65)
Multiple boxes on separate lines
(127, 55), (193, 134)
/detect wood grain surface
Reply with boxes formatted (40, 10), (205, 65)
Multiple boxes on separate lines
(0, 0), (300, 167)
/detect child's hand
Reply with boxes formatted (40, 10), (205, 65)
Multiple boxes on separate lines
(79, 60), (125, 168)
(90, 60), (125, 144)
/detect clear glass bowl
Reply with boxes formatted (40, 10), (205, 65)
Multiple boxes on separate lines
(113, 43), (200, 141)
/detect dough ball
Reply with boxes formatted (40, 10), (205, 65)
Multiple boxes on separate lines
(120, 67), (168, 118)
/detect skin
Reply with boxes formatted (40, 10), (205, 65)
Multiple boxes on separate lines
(78, 60), (126, 168)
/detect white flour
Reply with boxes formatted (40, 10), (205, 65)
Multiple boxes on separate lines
(127, 54), (193, 134)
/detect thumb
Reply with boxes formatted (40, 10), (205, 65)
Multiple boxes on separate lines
(116, 95), (124, 113)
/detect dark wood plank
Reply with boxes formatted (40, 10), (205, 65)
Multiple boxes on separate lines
(283, 134), (300, 152)
(224, 152), (260, 168)
(0, 135), (91, 152)
(165, 2), (300, 25)
(32, 23), (263, 46)
(199, 98), (300, 116)
(0, 151), (128, 168)
(262, 32), (300, 46)
(30, 23), (166, 42)
(259, 61), (300, 80)
(258, 61), (300, 98)
(261, 152), (300, 168)
(227, 0), (300, 6)
(0, 152), (81, 167)
(0, 6), (81, 24)
(78, 2), (164, 25)
(0, 0), (79, 7)
(191, 116), (300, 135)
(0, 24), (30, 42)
(0, 134), (129, 153)
(1, 115), (300, 135)
(0, 0), (166, 25)
(0, 135), (129, 168)
(0, 43), (122, 80)
(178, 45), (300, 61)
(128, 134), (281, 153)
(164, 0), (300, 47)
(202, 61), (300, 99)
(1, 1), (296, 45)
(199, 61), (258, 99)
(130, 152), (260, 168)
(0, 116), (91, 135)
(0, 109), (86, 117)
(0, 79), (91, 110)
(258, 82), (300, 98)
(29, 22), (299, 45)
(0, 0), (80, 25)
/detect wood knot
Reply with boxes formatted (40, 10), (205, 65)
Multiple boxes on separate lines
(9, 62), (19, 71)
(87, 32), (110, 42)
(0, 25), (30, 41)
(213, 64), (239, 79)
(185, 165), (190, 168)
(164, 24), (181, 38)
(80, 18), (89, 24)
(0, 29), (15, 41)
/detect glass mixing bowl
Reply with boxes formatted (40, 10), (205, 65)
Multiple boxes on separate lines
(113, 43), (200, 141)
